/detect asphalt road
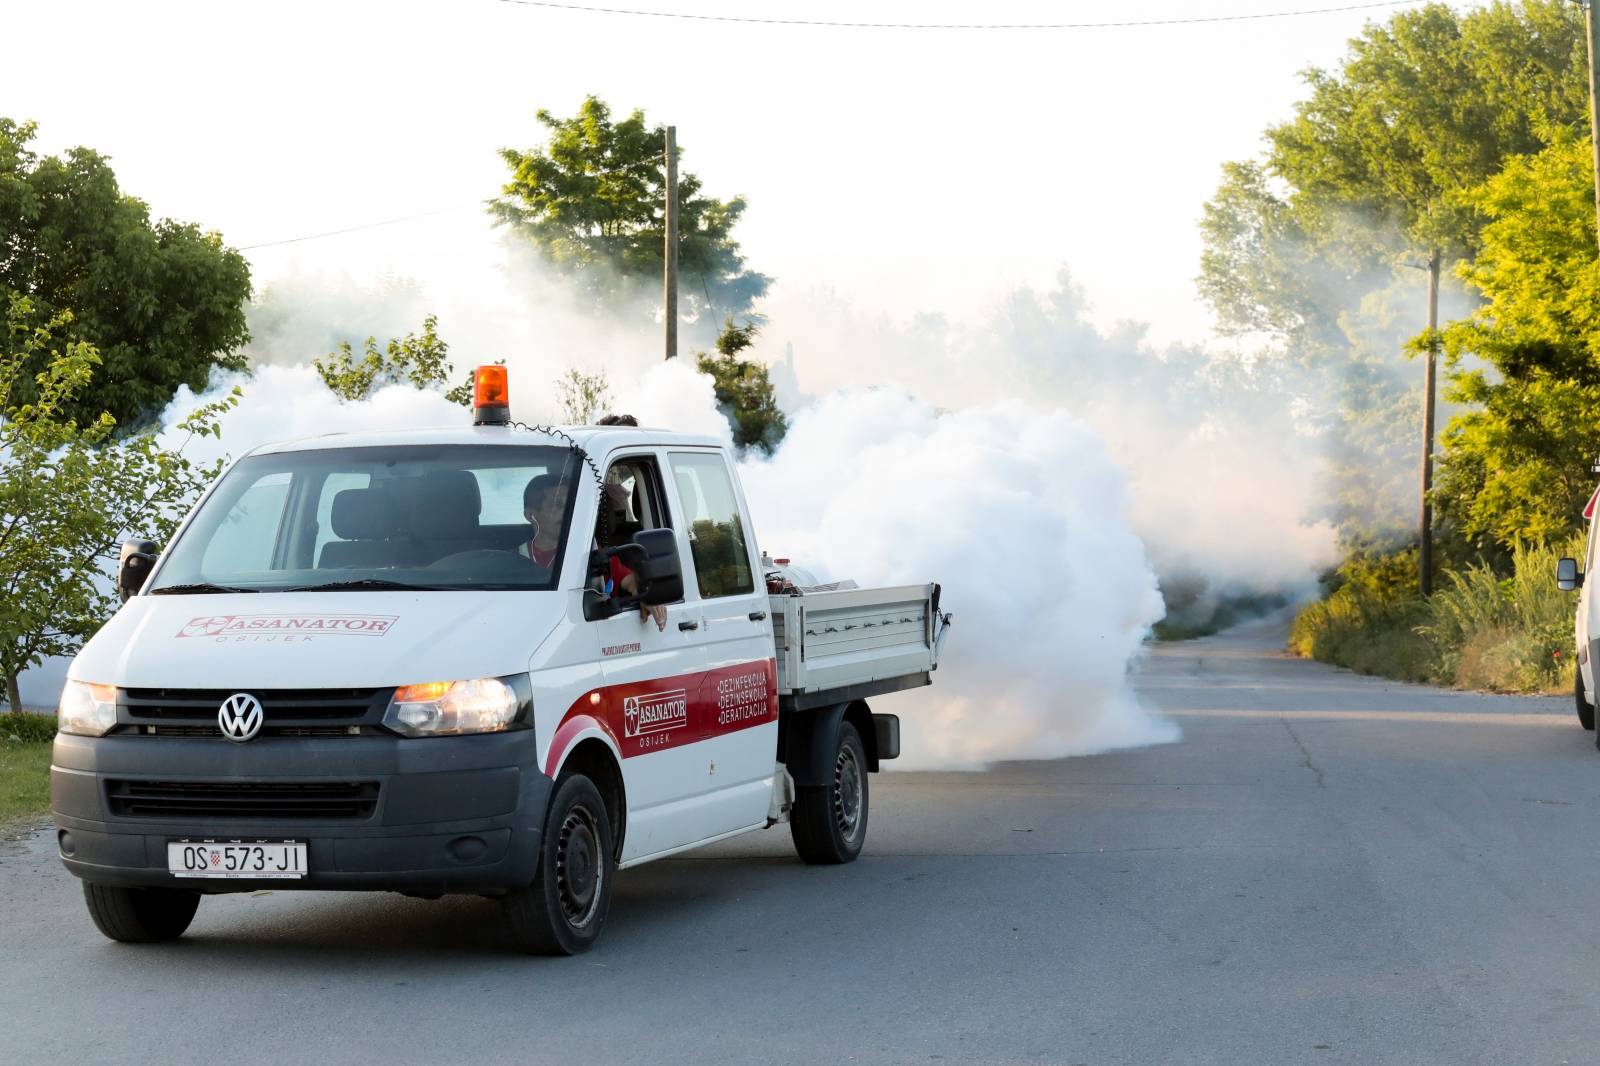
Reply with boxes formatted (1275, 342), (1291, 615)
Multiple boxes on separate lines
(4, 615), (1598, 1065)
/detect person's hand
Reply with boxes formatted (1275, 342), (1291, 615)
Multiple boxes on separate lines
(638, 602), (667, 632)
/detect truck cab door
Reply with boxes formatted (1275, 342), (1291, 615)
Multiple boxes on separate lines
(591, 452), (711, 864)
(665, 450), (779, 838)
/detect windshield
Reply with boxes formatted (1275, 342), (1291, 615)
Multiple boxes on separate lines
(147, 444), (583, 593)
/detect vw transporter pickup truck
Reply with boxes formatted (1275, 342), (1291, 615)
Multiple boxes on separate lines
(51, 366), (950, 954)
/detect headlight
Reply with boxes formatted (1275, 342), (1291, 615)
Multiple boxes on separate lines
(383, 678), (521, 737)
(58, 681), (118, 737)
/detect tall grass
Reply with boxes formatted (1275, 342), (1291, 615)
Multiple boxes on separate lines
(1291, 537), (1582, 694)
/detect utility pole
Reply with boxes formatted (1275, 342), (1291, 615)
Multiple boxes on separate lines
(1419, 247), (1440, 598)
(663, 125), (679, 361)
(1585, 1), (1600, 255)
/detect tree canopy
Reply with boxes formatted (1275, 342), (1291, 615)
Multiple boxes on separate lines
(0, 119), (252, 428)
(1196, 0), (1590, 549)
(1437, 133), (1600, 548)
(0, 295), (237, 709)
(314, 314), (466, 404)
(696, 318), (787, 454)
(491, 97), (770, 326)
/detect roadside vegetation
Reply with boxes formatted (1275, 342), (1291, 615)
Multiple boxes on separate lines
(0, 712), (55, 832)
(1291, 540), (1579, 692)
(1200, 2), (1600, 685)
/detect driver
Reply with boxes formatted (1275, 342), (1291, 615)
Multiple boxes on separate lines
(520, 474), (667, 633)
(519, 474), (568, 567)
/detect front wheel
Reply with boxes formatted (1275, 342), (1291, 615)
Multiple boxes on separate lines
(82, 883), (200, 943)
(502, 772), (615, 955)
(791, 721), (869, 865)
(1581, 664), (1597, 732)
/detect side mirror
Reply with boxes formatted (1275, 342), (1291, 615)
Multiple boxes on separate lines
(118, 539), (159, 602)
(614, 528), (684, 606)
(1558, 556), (1582, 592)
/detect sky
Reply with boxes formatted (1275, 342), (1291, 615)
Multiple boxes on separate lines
(3, 0), (1429, 355)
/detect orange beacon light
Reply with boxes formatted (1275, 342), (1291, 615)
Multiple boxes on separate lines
(472, 365), (510, 426)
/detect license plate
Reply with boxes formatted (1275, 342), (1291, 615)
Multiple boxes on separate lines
(167, 839), (307, 879)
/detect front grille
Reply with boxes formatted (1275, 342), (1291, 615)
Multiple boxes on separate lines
(119, 688), (387, 734)
(111, 724), (373, 739)
(107, 779), (380, 820)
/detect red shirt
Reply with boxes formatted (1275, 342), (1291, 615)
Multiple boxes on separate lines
(608, 555), (633, 590)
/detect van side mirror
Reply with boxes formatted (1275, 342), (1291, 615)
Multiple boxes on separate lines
(118, 539), (159, 602)
(615, 528), (685, 606)
(1558, 556), (1582, 591)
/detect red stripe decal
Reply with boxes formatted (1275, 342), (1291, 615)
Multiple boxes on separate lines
(544, 659), (778, 777)
(1585, 486), (1599, 521)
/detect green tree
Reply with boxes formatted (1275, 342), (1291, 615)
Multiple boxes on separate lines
(1436, 133), (1600, 548)
(1267, 1), (1584, 263)
(0, 296), (238, 709)
(0, 119), (252, 428)
(555, 367), (612, 424)
(695, 318), (787, 454)
(491, 97), (770, 325)
(1197, 1), (1589, 547)
(314, 314), (457, 402)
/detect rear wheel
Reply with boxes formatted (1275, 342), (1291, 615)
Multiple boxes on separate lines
(502, 772), (614, 955)
(81, 883), (200, 943)
(791, 721), (869, 865)
(1579, 665), (1595, 732)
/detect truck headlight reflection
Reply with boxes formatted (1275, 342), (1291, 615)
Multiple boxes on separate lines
(57, 681), (118, 737)
(383, 678), (520, 737)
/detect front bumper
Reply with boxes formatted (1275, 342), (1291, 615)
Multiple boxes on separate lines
(50, 730), (550, 895)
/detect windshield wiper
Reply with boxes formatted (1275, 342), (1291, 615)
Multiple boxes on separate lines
(148, 583), (260, 595)
(286, 578), (447, 592)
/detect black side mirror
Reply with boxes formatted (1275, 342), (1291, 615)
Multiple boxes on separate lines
(1558, 556), (1582, 592)
(118, 539), (159, 602)
(614, 528), (685, 606)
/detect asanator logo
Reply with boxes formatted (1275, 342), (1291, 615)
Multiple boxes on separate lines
(176, 614), (399, 639)
(622, 689), (688, 738)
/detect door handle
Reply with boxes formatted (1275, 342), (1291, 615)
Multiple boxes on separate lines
(748, 611), (767, 622)
(679, 620), (700, 631)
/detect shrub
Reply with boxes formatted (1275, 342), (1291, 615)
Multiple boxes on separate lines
(0, 711), (57, 743)
(1292, 537), (1582, 693)
(1289, 586), (1436, 682)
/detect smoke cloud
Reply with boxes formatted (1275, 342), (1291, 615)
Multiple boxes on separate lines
(740, 388), (1176, 767)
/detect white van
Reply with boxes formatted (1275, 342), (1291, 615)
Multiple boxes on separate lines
(51, 370), (947, 954)
(1558, 487), (1599, 739)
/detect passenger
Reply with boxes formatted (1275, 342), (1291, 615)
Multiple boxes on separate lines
(519, 474), (568, 568)
(598, 481), (667, 633)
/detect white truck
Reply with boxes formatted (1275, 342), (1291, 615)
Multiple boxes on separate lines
(51, 367), (949, 954)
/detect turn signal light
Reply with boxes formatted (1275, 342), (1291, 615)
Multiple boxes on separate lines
(473, 365), (510, 426)
(393, 682), (452, 703)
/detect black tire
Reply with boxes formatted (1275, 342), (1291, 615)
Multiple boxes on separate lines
(502, 773), (615, 955)
(1578, 665), (1595, 732)
(81, 883), (200, 943)
(790, 720), (869, 865)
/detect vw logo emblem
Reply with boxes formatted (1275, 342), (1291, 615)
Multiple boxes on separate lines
(217, 693), (264, 742)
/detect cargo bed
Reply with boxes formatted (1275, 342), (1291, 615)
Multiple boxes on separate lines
(771, 583), (947, 710)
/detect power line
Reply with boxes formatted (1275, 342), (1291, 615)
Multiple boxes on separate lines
(237, 204), (486, 251)
(488, 0), (1420, 30)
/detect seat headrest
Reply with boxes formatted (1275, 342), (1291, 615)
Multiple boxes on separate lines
(330, 488), (395, 541)
(413, 470), (481, 539)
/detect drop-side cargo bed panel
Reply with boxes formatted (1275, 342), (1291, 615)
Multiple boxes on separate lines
(771, 583), (941, 705)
